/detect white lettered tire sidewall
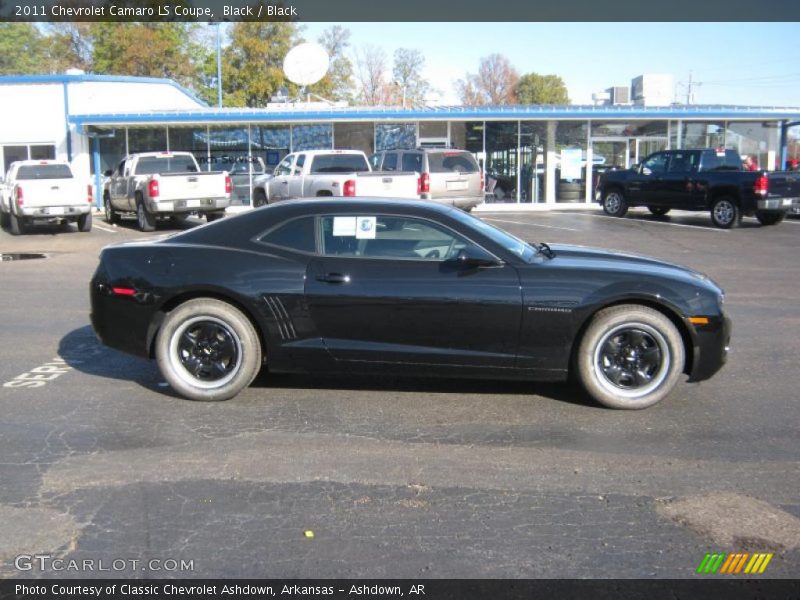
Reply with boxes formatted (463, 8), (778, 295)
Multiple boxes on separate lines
(156, 298), (262, 401)
(577, 305), (685, 409)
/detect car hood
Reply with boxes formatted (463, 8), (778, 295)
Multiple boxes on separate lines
(542, 243), (720, 290)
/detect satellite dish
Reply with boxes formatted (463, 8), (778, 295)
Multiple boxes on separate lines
(283, 43), (330, 87)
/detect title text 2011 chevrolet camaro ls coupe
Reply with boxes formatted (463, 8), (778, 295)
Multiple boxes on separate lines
(90, 200), (730, 409)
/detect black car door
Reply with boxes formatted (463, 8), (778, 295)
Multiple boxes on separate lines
(629, 152), (669, 205)
(304, 213), (523, 369)
(661, 151), (699, 209)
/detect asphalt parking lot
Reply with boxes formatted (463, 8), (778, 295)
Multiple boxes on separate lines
(1, 207), (799, 579)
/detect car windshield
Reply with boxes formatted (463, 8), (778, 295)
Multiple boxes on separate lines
(448, 209), (538, 262)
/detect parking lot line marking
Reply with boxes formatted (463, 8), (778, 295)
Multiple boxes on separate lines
(482, 218), (579, 232)
(567, 213), (728, 232)
(93, 223), (118, 233)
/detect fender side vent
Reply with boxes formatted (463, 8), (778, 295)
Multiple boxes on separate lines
(263, 296), (297, 340)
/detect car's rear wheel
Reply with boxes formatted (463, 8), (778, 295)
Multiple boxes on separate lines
(77, 212), (92, 232)
(155, 298), (262, 402)
(602, 190), (628, 217)
(9, 211), (25, 235)
(0, 210), (9, 229)
(136, 195), (156, 232)
(755, 211), (785, 226)
(648, 206), (670, 216)
(710, 197), (740, 229)
(576, 304), (684, 409)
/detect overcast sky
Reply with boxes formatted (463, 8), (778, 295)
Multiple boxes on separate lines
(301, 22), (800, 107)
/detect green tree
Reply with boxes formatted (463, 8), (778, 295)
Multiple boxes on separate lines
(307, 25), (354, 103)
(43, 23), (94, 73)
(516, 73), (570, 105)
(221, 22), (300, 107)
(0, 23), (47, 75)
(391, 48), (431, 107)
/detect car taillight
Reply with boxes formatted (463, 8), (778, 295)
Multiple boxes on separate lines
(479, 170), (484, 193)
(148, 179), (159, 198)
(754, 175), (768, 196)
(419, 172), (430, 194)
(343, 179), (356, 196)
(15, 186), (23, 206)
(87, 184), (93, 203)
(225, 174), (232, 194)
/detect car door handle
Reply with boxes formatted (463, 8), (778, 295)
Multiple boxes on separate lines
(316, 273), (350, 284)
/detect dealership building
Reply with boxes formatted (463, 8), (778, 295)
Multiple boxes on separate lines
(2, 74), (799, 209)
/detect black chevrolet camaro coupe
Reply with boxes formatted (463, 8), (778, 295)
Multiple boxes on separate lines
(90, 199), (730, 409)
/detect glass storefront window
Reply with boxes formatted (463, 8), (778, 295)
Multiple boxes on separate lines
(168, 126), (210, 171)
(334, 122), (373, 154)
(251, 126), (290, 170)
(724, 121), (780, 171)
(521, 122), (546, 203)
(449, 121), (484, 154)
(92, 129), (126, 176)
(554, 121), (588, 203)
(375, 123), (416, 151)
(485, 121), (518, 202)
(591, 121), (667, 137)
(207, 126), (250, 206)
(681, 122), (725, 149)
(127, 128), (167, 153)
(292, 124), (332, 151)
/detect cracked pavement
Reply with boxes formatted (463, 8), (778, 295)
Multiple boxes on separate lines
(1, 211), (799, 578)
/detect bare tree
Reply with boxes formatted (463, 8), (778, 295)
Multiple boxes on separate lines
(354, 44), (391, 105)
(456, 54), (519, 105)
(391, 48), (431, 107)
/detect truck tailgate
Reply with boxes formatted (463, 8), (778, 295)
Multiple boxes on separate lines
(767, 171), (800, 203)
(155, 172), (228, 202)
(354, 171), (419, 198)
(15, 179), (84, 209)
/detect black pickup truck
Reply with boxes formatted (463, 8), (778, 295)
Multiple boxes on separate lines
(595, 148), (800, 228)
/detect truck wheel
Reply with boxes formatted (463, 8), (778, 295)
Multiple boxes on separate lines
(9, 211), (25, 235)
(253, 189), (267, 207)
(755, 211), (785, 226)
(602, 190), (628, 217)
(104, 194), (119, 224)
(648, 206), (671, 216)
(494, 187), (507, 200)
(710, 197), (740, 229)
(0, 210), (9, 229)
(136, 196), (156, 232)
(575, 304), (685, 409)
(206, 212), (224, 223)
(155, 298), (262, 402)
(77, 212), (92, 232)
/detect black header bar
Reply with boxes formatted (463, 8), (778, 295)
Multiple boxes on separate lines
(2, 0), (800, 22)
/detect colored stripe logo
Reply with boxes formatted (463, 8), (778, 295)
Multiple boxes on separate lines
(696, 552), (773, 574)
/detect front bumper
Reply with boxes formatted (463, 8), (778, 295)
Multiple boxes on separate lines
(687, 312), (732, 383)
(757, 197), (800, 211)
(147, 197), (230, 214)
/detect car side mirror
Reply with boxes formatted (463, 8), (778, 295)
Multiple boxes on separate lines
(455, 247), (500, 268)
(631, 163), (640, 172)
(641, 166), (652, 176)
(104, 169), (113, 177)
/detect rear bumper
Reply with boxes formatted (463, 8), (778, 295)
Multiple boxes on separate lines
(148, 197), (230, 214)
(19, 205), (91, 218)
(757, 197), (800, 211)
(422, 195), (484, 211)
(687, 312), (731, 383)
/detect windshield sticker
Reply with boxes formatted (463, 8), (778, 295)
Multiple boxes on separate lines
(332, 216), (356, 236)
(356, 216), (377, 239)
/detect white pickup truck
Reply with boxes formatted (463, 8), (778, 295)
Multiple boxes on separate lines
(0, 160), (93, 235)
(103, 152), (231, 231)
(251, 150), (419, 206)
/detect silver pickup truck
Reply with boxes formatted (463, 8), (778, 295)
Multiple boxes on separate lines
(103, 152), (231, 231)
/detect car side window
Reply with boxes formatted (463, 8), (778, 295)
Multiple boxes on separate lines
(117, 160), (126, 176)
(641, 153), (668, 175)
(275, 156), (293, 176)
(667, 152), (696, 174)
(382, 153), (398, 171)
(294, 154), (306, 175)
(320, 215), (484, 261)
(402, 153), (423, 173)
(259, 216), (316, 253)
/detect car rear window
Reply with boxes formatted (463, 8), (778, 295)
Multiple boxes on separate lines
(16, 164), (73, 179)
(427, 152), (479, 174)
(134, 157), (198, 175)
(310, 154), (369, 174)
(259, 216), (316, 253)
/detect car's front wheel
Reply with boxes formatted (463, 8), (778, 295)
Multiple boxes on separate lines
(602, 190), (628, 217)
(155, 298), (262, 401)
(576, 305), (685, 409)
